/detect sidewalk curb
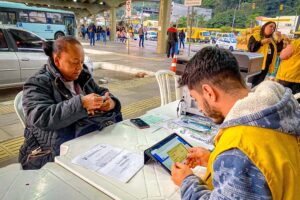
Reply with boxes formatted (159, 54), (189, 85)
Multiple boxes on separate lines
(93, 62), (155, 76)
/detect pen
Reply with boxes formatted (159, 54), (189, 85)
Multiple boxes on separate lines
(190, 134), (208, 142)
(183, 119), (211, 130)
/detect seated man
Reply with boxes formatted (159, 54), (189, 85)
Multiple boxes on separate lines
(19, 36), (122, 169)
(171, 47), (300, 199)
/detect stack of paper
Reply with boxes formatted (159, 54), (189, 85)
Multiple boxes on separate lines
(72, 144), (144, 183)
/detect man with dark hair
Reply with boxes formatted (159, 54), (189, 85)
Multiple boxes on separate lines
(167, 24), (178, 58)
(171, 47), (300, 199)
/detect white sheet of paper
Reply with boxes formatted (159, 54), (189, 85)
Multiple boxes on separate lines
(72, 144), (144, 183)
(141, 114), (171, 133)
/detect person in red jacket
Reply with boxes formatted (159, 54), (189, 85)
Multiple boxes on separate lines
(167, 24), (178, 58)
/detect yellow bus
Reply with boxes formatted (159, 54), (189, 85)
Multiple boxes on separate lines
(178, 27), (210, 43)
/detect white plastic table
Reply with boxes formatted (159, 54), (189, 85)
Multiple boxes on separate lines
(55, 101), (213, 200)
(0, 163), (113, 200)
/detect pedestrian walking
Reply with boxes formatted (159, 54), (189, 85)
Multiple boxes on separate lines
(88, 23), (96, 46)
(179, 30), (185, 49)
(138, 25), (145, 47)
(167, 24), (178, 58)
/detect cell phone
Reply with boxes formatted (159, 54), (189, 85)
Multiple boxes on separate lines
(101, 96), (107, 102)
(130, 118), (150, 129)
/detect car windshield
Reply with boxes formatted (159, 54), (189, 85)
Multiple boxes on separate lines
(202, 32), (210, 36)
(231, 38), (237, 43)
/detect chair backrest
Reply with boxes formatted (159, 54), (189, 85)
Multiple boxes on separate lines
(294, 92), (300, 101)
(155, 70), (182, 106)
(14, 91), (26, 128)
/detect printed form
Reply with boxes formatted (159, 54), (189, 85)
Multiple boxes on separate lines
(72, 144), (144, 183)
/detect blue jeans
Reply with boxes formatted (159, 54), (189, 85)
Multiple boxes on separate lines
(180, 39), (185, 49)
(89, 33), (95, 46)
(101, 32), (106, 42)
(81, 32), (86, 39)
(139, 35), (144, 47)
(96, 33), (100, 41)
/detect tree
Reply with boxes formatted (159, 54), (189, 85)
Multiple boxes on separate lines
(177, 16), (187, 28)
(196, 15), (207, 28)
(220, 26), (232, 32)
(206, 9), (248, 28)
(201, 0), (300, 29)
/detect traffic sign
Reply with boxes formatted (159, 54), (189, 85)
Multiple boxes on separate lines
(126, 0), (131, 17)
(184, 0), (202, 7)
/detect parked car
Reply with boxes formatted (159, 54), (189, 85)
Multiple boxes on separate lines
(0, 26), (93, 89)
(145, 31), (157, 41)
(215, 37), (237, 51)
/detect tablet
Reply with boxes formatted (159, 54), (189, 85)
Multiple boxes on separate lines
(144, 133), (193, 174)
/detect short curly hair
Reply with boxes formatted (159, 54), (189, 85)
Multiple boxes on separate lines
(179, 47), (246, 93)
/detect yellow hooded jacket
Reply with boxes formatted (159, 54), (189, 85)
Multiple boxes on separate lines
(204, 125), (300, 200)
(276, 39), (300, 83)
(252, 33), (277, 73)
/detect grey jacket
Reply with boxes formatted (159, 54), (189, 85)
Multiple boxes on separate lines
(19, 61), (122, 169)
(181, 81), (300, 199)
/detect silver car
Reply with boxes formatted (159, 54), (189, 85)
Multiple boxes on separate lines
(0, 26), (93, 89)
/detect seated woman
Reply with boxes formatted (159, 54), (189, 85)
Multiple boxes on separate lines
(19, 36), (122, 169)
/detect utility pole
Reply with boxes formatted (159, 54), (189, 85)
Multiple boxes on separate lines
(186, 7), (190, 33)
(232, 6), (237, 31)
(141, 1), (144, 24)
(188, 6), (194, 57)
(238, 0), (241, 10)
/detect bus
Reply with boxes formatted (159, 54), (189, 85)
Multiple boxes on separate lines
(0, 1), (76, 39)
(177, 28), (210, 43)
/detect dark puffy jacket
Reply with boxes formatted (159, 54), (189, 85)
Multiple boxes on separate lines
(167, 27), (178, 43)
(19, 61), (122, 169)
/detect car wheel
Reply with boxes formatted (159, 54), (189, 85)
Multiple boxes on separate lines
(229, 46), (234, 51)
(54, 32), (65, 40)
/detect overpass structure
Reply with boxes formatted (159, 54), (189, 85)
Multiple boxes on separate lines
(3, 0), (171, 53)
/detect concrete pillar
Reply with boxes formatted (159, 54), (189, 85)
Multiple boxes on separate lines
(156, 0), (172, 54)
(93, 14), (97, 24)
(110, 7), (117, 41)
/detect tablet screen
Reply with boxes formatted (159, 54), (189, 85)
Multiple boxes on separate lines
(149, 134), (192, 172)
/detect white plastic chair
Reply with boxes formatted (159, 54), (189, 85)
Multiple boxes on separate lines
(155, 70), (182, 106)
(14, 91), (26, 128)
(294, 93), (300, 101)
